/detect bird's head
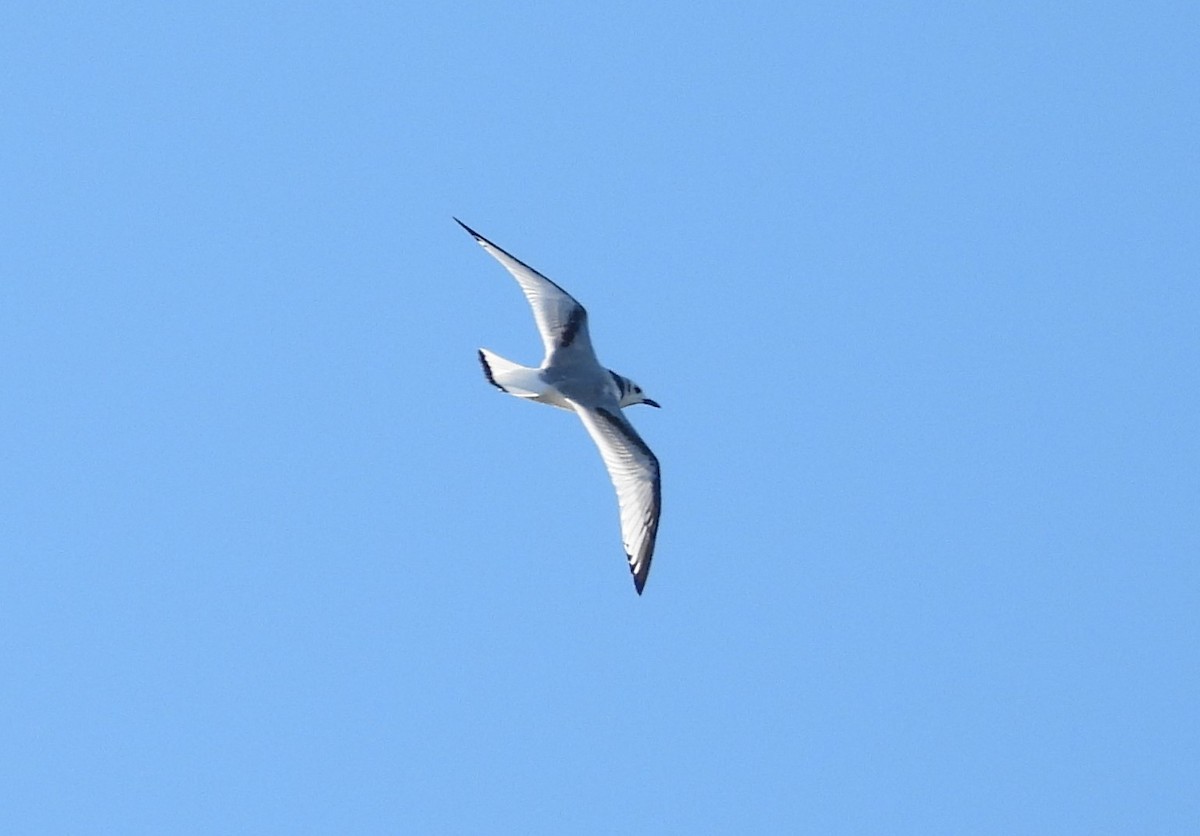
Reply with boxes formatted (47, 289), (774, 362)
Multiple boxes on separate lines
(614, 373), (660, 409)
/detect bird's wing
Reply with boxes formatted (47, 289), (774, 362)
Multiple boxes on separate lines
(455, 219), (596, 365)
(571, 403), (661, 594)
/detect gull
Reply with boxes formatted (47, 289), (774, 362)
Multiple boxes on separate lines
(456, 219), (662, 595)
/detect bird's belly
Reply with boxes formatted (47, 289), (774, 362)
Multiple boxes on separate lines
(533, 385), (576, 411)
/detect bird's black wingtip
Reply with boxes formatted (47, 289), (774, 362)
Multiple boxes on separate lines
(453, 217), (483, 241)
(631, 559), (649, 595)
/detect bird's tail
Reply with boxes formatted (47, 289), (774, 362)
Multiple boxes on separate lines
(477, 349), (546, 399)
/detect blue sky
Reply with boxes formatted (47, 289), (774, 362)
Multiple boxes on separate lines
(2, 2), (1197, 832)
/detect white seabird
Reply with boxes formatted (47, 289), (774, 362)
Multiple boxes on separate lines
(457, 219), (662, 595)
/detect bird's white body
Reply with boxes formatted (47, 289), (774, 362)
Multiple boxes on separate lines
(458, 219), (662, 594)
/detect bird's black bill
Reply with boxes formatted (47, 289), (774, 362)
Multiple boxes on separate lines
(643, 399), (661, 408)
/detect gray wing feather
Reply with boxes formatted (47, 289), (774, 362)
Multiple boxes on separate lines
(455, 219), (595, 365)
(573, 405), (661, 594)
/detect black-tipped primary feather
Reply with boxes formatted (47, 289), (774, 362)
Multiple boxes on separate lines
(579, 406), (661, 595)
(455, 219), (595, 366)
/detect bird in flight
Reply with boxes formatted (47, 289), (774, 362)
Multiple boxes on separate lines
(456, 219), (662, 595)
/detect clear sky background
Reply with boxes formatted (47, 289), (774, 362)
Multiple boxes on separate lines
(2, 2), (1197, 833)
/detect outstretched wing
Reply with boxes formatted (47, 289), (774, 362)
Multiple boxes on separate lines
(572, 404), (661, 595)
(455, 219), (596, 365)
